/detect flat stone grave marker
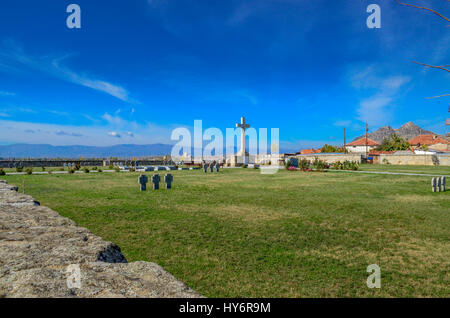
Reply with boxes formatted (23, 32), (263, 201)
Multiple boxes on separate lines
(138, 174), (148, 191)
(164, 174), (173, 189)
(152, 174), (161, 190)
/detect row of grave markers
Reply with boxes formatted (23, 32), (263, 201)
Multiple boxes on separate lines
(203, 162), (220, 173)
(138, 173), (173, 191)
(431, 177), (446, 192)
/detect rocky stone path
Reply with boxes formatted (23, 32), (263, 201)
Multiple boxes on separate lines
(0, 180), (202, 298)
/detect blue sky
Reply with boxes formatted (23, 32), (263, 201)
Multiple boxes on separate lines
(0, 0), (448, 151)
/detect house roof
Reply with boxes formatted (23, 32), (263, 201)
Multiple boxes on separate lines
(300, 149), (322, 155)
(346, 137), (380, 146)
(408, 134), (450, 146)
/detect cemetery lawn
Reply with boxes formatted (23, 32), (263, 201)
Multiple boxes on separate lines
(2, 168), (449, 297)
(358, 164), (450, 175)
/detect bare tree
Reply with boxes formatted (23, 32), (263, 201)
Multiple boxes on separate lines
(395, 0), (449, 99)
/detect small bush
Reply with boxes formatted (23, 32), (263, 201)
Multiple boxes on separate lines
(92, 166), (98, 170)
(129, 167), (136, 172)
(115, 167), (120, 172)
(60, 167), (65, 171)
(26, 168), (33, 175)
(16, 166), (23, 172)
(98, 169), (102, 173)
(312, 157), (327, 171)
(74, 164), (81, 170)
(41, 167), (46, 171)
(68, 169), (75, 174)
(108, 164), (114, 169)
(332, 161), (343, 170)
(284, 160), (291, 170)
(0, 168), (5, 176)
(299, 158), (309, 171)
(83, 168), (90, 173)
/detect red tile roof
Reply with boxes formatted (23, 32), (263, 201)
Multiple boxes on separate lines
(346, 137), (380, 146)
(408, 134), (450, 146)
(300, 149), (321, 155)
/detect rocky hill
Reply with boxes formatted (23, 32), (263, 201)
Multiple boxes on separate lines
(354, 122), (436, 143)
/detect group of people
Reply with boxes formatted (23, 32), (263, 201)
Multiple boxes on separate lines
(202, 160), (221, 173)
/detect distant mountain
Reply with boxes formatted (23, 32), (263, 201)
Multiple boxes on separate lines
(354, 122), (437, 143)
(0, 143), (174, 159)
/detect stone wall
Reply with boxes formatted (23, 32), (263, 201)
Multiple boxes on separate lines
(295, 153), (363, 164)
(0, 159), (165, 168)
(0, 180), (202, 298)
(378, 154), (450, 166)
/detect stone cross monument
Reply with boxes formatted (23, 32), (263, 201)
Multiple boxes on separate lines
(236, 116), (250, 164)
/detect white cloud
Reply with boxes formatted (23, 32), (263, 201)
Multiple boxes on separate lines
(333, 120), (352, 127)
(107, 131), (121, 138)
(55, 129), (83, 137)
(348, 65), (411, 127)
(357, 96), (393, 126)
(0, 41), (137, 103)
(0, 91), (15, 97)
(0, 119), (175, 146)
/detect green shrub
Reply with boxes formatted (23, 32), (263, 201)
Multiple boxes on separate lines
(0, 168), (5, 176)
(340, 160), (359, 171)
(312, 157), (327, 171)
(115, 167), (120, 172)
(41, 167), (46, 171)
(83, 168), (90, 173)
(68, 169), (75, 174)
(299, 158), (309, 170)
(92, 166), (98, 170)
(98, 169), (102, 173)
(60, 167), (65, 171)
(129, 167), (136, 172)
(108, 164), (114, 170)
(26, 168), (33, 175)
(284, 160), (291, 170)
(332, 161), (343, 170)
(16, 166), (23, 172)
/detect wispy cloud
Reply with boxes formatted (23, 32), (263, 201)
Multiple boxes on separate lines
(0, 40), (137, 103)
(347, 65), (411, 127)
(0, 119), (175, 146)
(55, 129), (83, 137)
(107, 131), (121, 138)
(0, 91), (15, 97)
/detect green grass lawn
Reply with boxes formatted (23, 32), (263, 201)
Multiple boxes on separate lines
(2, 166), (449, 297)
(358, 164), (450, 175)
(0, 165), (104, 173)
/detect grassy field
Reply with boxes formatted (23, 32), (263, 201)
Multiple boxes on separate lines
(358, 164), (450, 175)
(1, 166), (449, 297)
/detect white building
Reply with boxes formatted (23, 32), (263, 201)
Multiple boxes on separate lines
(345, 137), (380, 154)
